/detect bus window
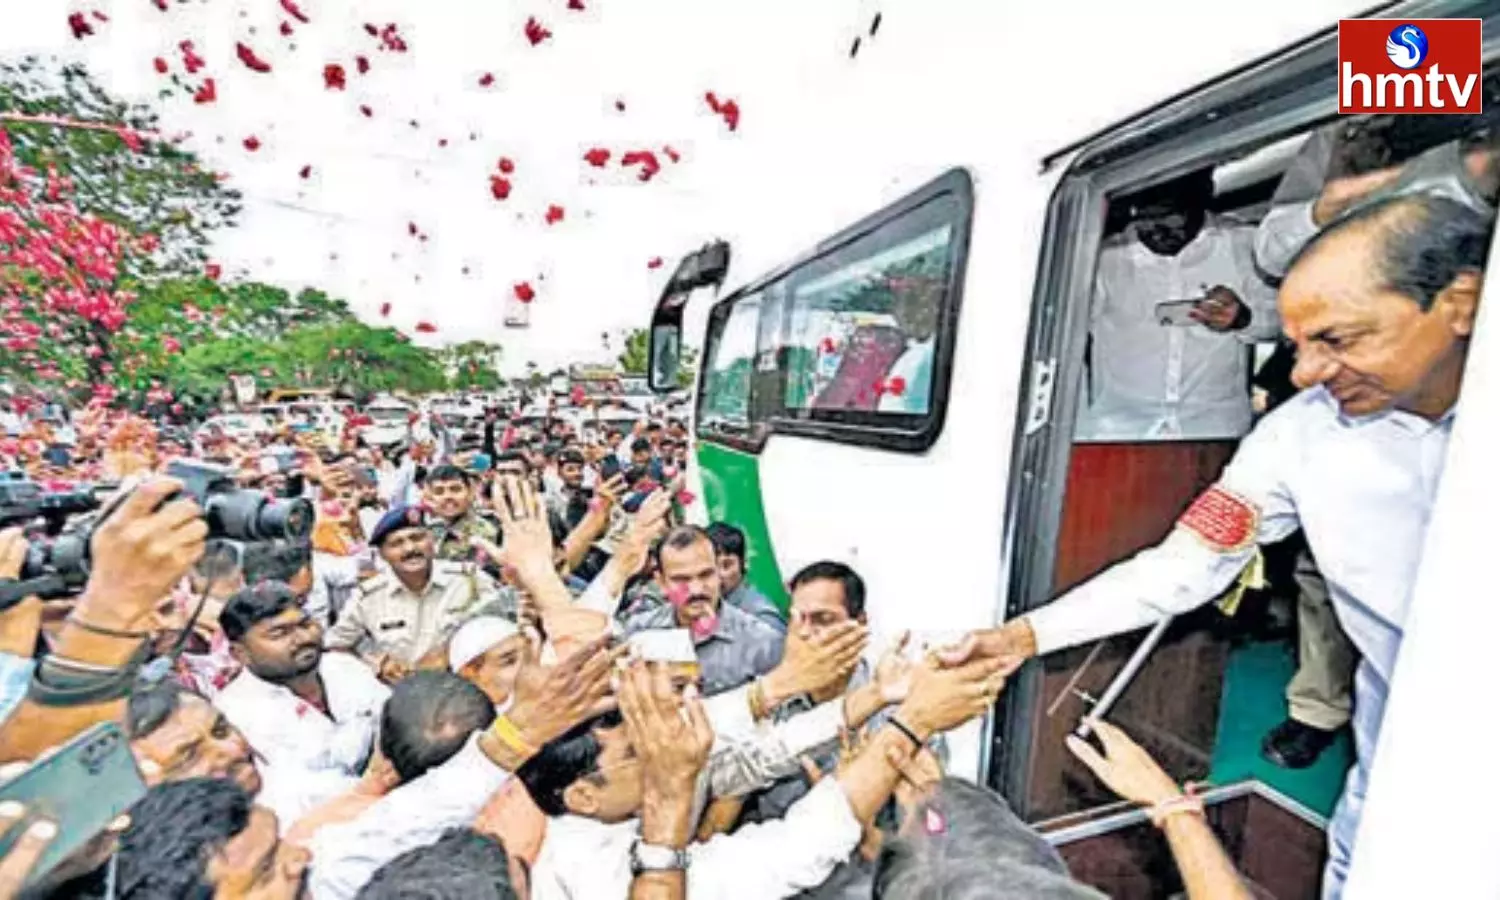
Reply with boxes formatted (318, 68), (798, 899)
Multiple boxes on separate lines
(697, 293), (764, 436)
(783, 223), (953, 416)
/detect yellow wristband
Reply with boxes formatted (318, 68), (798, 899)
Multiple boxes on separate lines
(489, 714), (539, 759)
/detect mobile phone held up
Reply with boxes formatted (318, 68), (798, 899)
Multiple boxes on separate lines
(0, 722), (147, 889)
(1154, 298), (1202, 327)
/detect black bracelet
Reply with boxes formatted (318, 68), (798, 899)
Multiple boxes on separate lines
(27, 641), (152, 708)
(65, 616), (153, 640)
(888, 716), (924, 751)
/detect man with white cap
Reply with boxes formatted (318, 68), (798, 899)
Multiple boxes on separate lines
(447, 616), (530, 709)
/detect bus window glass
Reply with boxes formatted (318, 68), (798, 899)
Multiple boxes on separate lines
(781, 215), (956, 417)
(698, 294), (763, 431)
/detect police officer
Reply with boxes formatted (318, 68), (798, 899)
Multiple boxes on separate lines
(946, 192), (1488, 899)
(325, 504), (515, 683)
(422, 463), (501, 564)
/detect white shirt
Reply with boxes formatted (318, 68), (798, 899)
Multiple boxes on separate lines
(309, 734), (510, 900)
(216, 652), (389, 780)
(1079, 219), (1279, 442)
(529, 776), (862, 900)
(876, 338), (934, 414)
(259, 766), (359, 837)
(1029, 386), (1452, 888)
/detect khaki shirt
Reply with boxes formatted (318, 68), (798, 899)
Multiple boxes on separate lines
(325, 560), (516, 665)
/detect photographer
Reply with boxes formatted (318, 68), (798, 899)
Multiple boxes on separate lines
(0, 476), (207, 761)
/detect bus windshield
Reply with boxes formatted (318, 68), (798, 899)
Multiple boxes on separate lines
(698, 293), (763, 432)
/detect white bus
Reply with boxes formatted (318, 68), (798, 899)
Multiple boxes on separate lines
(644, 2), (1500, 895)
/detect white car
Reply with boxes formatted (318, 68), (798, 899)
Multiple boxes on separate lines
(360, 400), (413, 447)
(197, 414), (271, 443)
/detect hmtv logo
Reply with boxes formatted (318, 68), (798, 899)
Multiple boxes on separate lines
(1338, 19), (1482, 114)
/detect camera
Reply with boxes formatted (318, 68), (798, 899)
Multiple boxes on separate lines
(8, 460), (313, 599)
(164, 459), (314, 544)
(0, 471), (99, 535)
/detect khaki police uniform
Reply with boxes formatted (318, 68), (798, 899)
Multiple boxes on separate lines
(325, 559), (517, 666)
(431, 512), (502, 564)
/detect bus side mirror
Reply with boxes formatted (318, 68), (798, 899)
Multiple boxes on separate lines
(648, 322), (682, 394)
(648, 240), (731, 395)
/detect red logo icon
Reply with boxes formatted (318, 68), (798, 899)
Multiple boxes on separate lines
(1338, 19), (1482, 114)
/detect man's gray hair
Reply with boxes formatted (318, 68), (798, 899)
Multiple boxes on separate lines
(872, 778), (1107, 900)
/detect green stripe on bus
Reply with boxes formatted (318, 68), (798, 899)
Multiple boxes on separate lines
(696, 441), (790, 612)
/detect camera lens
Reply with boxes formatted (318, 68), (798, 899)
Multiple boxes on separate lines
(203, 492), (314, 542)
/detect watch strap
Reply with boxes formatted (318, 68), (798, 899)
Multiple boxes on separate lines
(630, 839), (689, 874)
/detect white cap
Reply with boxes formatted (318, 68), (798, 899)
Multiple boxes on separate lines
(627, 629), (697, 665)
(447, 616), (520, 672)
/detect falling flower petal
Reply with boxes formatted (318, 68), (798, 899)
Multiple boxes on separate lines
(119, 130), (143, 152)
(513, 282), (535, 303)
(614, 99), (626, 112)
(379, 302), (392, 317)
(355, 55), (371, 74)
(648, 257), (663, 269)
(568, 0), (586, 9)
(478, 72), (495, 87)
(887, 376), (906, 397)
(378, 23), (409, 53)
(236, 42), (273, 73)
(489, 176), (512, 200)
(323, 63), (346, 90)
(705, 91), (741, 131)
(359, 104), (373, 117)
(152, 0), (168, 10)
(280, 21), (294, 36)
(153, 57), (169, 74)
(583, 147), (611, 168)
(279, 0), (310, 23)
(415, 321), (437, 333)
(544, 204), (565, 225)
(205, 263), (222, 280)
(299, 164), (312, 178)
(67, 12), (94, 40)
(363, 23), (378, 36)
(243, 135), (261, 151)
(193, 79), (217, 104)
(524, 17), (552, 46)
(407, 222), (418, 236)
(621, 149), (662, 182)
(497, 157), (516, 174)
(180, 41), (207, 74)
(662, 145), (681, 163)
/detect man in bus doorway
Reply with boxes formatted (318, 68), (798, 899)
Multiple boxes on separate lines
(945, 192), (1489, 899)
(1078, 170), (1281, 442)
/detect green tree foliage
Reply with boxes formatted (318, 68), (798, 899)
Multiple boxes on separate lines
(440, 340), (504, 390)
(0, 57), (241, 281)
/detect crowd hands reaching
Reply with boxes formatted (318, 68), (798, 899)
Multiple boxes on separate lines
(0, 401), (1251, 899)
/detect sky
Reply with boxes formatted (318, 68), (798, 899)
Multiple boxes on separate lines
(4, 0), (1362, 374)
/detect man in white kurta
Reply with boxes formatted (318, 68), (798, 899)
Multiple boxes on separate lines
(954, 191), (1489, 899)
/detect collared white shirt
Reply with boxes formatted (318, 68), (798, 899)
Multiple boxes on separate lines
(1078, 219), (1280, 442)
(324, 561), (511, 665)
(529, 776), (862, 900)
(308, 734), (510, 900)
(217, 651), (389, 780)
(1029, 386), (1453, 895)
(259, 766), (359, 838)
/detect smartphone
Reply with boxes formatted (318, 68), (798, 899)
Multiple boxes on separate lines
(0, 722), (146, 888)
(1154, 299), (1202, 327)
(599, 455), (622, 481)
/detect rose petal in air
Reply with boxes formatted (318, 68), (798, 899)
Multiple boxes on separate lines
(513, 282), (535, 303)
(323, 63), (347, 90)
(647, 257), (663, 269)
(67, 12), (94, 40)
(489, 176), (512, 200)
(497, 157), (516, 175)
(662, 145), (681, 163)
(524, 17), (552, 46)
(359, 104), (373, 118)
(193, 79), (217, 104)
(544, 205), (565, 225)
(280, 21), (294, 37)
(379, 302), (392, 317)
(479, 72), (495, 87)
(243, 135), (261, 151)
(887, 376), (906, 397)
(415, 321), (436, 333)
(356, 55), (370, 74)
(280, 0), (310, 23)
(205, 263), (222, 280)
(299, 164), (312, 179)
(236, 42), (273, 73)
(153, 57), (169, 74)
(583, 147), (610, 168)
(567, 0), (586, 9)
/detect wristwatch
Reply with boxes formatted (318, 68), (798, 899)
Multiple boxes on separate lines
(629, 839), (689, 875)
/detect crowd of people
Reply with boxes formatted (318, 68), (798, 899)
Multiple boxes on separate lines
(0, 391), (1259, 898)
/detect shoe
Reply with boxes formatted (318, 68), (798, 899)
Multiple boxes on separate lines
(1261, 718), (1338, 769)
